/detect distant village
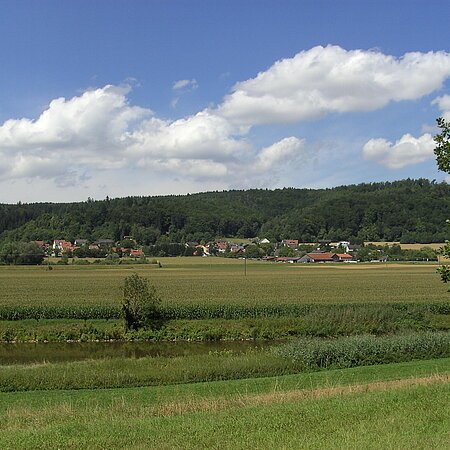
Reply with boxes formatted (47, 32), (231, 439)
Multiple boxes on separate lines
(29, 237), (379, 263)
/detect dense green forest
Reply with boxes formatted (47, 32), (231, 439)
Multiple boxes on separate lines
(0, 179), (448, 244)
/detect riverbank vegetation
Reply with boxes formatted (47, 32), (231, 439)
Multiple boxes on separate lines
(1, 333), (448, 393)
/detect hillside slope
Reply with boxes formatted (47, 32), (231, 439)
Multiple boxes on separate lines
(0, 178), (448, 243)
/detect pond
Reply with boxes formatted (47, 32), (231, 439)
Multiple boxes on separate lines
(0, 340), (277, 365)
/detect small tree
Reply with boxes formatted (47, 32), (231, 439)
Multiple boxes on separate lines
(245, 244), (264, 259)
(433, 118), (450, 286)
(121, 273), (161, 330)
(278, 245), (295, 257)
(437, 220), (450, 284)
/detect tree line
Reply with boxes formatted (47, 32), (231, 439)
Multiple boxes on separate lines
(0, 178), (448, 246)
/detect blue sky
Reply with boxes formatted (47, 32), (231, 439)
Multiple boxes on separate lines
(1, 0), (450, 202)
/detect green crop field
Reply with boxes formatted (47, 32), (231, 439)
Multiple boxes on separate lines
(0, 259), (448, 342)
(0, 258), (447, 308)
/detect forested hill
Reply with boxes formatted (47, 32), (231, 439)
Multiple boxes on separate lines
(0, 179), (449, 244)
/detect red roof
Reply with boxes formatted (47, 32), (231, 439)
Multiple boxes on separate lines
(336, 253), (353, 259)
(306, 252), (337, 261)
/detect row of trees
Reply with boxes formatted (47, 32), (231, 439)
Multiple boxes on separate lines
(0, 242), (44, 265)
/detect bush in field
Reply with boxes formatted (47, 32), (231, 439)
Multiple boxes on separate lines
(121, 273), (161, 330)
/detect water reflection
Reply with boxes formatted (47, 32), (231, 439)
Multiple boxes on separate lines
(0, 340), (276, 365)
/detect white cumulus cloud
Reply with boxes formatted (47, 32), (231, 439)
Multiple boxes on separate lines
(363, 133), (435, 169)
(255, 137), (305, 172)
(219, 45), (450, 125)
(0, 85), (151, 181)
(128, 110), (249, 162)
(0, 85), (296, 186)
(432, 94), (450, 121)
(3, 45), (450, 195)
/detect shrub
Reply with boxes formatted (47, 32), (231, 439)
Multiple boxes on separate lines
(121, 273), (161, 330)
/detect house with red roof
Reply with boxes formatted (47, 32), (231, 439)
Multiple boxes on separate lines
(281, 239), (299, 249)
(52, 240), (75, 254)
(336, 253), (353, 261)
(130, 249), (144, 258)
(298, 252), (340, 263)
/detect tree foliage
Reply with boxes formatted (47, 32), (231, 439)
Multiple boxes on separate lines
(121, 273), (161, 330)
(436, 220), (450, 284)
(0, 242), (44, 265)
(434, 117), (450, 174)
(0, 179), (449, 246)
(433, 118), (450, 286)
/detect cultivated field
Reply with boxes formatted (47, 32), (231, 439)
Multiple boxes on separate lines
(0, 258), (447, 308)
(366, 241), (446, 250)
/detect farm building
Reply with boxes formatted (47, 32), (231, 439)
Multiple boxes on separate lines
(298, 252), (340, 263)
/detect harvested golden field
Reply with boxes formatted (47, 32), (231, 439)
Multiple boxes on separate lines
(0, 258), (447, 308)
(366, 241), (445, 250)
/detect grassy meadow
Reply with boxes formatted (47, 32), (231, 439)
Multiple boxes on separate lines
(0, 358), (448, 449)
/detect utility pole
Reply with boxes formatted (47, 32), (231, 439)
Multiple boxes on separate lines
(244, 257), (247, 276)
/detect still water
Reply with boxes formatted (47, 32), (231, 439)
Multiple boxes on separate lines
(0, 340), (275, 365)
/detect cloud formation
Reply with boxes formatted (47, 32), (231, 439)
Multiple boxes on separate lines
(363, 89), (450, 170)
(172, 79), (198, 91)
(219, 45), (450, 125)
(0, 85), (151, 179)
(363, 133), (435, 169)
(432, 94), (450, 121)
(255, 137), (305, 172)
(1, 45), (450, 195)
(0, 85), (286, 185)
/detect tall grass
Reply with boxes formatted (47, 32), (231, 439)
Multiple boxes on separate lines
(274, 332), (450, 370)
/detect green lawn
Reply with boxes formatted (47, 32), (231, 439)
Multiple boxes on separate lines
(0, 358), (448, 449)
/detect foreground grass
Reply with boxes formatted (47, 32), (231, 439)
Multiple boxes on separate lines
(0, 359), (448, 449)
(1, 357), (448, 411)
(0, 260), (447, 308)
